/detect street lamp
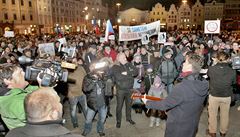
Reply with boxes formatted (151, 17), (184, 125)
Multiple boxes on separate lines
(116, 3), (121, 11)
(117, 18), (121, 24)
(182, 0), (187, 4)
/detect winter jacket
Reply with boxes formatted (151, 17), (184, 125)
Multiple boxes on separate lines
(157, 57), (178, 84)
(83, 74), (105, 111)
(0, 85), (38, 130)
(68, 65), (86, 98)
(6, 120), (82, 137)
(112, 63), (138, 90)
(146, 74), (209, 137)
(208, 63), (236, 97)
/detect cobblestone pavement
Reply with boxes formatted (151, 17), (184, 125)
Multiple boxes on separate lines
(63, 98), (240, 137)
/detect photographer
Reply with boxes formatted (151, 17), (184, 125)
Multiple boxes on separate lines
(82, 63), (107, 137)
(0, 65), (38, 130)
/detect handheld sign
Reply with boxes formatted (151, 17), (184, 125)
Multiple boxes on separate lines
(4, 31), (14, 37)
(204, 20), (220, 34)
(158, 32), (166, 43)
(141, 34), (150, 45)
(38, 43), (55, 57)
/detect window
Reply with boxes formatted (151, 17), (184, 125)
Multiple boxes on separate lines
(21, 0), (24, 6)
(29, 1), (32, 7)
(4, 13), (8, 20)
(157, 12), (159, 15)
(12, 0), (15, 5)
(153, 12), (155, 15)
(13, 14), (17, 20)
(30, 14), (33, 20)
(2, 0), (6, 4)
(22, 15), (25, 20)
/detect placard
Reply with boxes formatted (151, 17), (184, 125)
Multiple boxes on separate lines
(204, 20), (220, 34)
(58, 38), (67, 52)
(38, 43), (55, 57)
(4, 31), (14, 37)
(100, 37), (105, 43)
(158, 32), (166, 43)
(141, 34), (150, 45)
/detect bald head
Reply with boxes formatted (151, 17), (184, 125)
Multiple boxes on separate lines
(24, 87), (62, 123)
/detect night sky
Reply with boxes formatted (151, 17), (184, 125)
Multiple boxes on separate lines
(103, 0), (225, 10)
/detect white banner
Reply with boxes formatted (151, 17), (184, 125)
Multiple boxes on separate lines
(158, 32), (166, 43)
(119, 21), (160, 41)
(4, 31), (14, 37)
(38, 43), (55, 57)
(204, 20), (220, 34)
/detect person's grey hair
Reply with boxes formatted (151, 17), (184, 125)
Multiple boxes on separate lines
(24, 87), (60, 123)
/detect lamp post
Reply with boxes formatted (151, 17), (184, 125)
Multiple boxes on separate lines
(116, 3), (121, 11)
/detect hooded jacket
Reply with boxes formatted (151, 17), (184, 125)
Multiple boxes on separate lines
(146, 74), (209, 137)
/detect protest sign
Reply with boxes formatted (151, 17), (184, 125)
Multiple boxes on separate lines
(58, 38), (67, 52)
(141, 34), (150, 45)
(119, 21), (160, 41)
(4, 31), (14, 37)
(158, 32), (166, 43)
(204, 20), (220, 34)
(38, 43), (55, 57)
(100, 37), (105, 43)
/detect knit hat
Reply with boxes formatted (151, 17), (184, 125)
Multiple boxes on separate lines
(163, 48), (173, 57)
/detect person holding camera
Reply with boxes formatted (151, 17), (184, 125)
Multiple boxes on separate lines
(0, 65), (39, 130)
(112, 53), (138, 128)
(82, 63), (107, 137)
(207, 52), (236, 137)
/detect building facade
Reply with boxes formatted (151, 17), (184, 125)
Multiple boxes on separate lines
(37, 0), (53, 34)
(177, 2), (192, 30)
(0, 0), (38, 34)
(191, 0), (204, 29)
(149, 3), (167, 28)
(118, 8), (149, 26)
(204, 0), (224, 20)
(167, 4), (178, 30)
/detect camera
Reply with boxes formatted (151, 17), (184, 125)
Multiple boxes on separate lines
(232, 56), (240, 69)
(25, 59), (68, 87)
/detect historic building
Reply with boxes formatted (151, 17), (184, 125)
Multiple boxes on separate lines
(191, 0), (204, 29)
(118, 8), (149, 26)
(177, 1), (192, 30)
(204, 0), (224, 20)
(149, 3), (168, 28)
(0, 0), (38, 34)
(167, 4), (178, 30)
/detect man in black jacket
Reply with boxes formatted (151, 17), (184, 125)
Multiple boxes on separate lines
(144, 54), (209, 137)
(112, 53), (138, 128)
(6, 87), (82, 137)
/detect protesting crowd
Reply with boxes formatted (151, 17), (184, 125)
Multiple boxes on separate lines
(0, 29), (239, 137)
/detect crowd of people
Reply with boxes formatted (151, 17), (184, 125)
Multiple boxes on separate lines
(0, 30), (239, 137)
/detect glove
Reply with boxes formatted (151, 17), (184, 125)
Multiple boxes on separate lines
(141, 94), (148, 104)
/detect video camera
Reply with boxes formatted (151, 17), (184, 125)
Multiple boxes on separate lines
(19, 56), (68, 87)
(25, 59), (68, 87)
